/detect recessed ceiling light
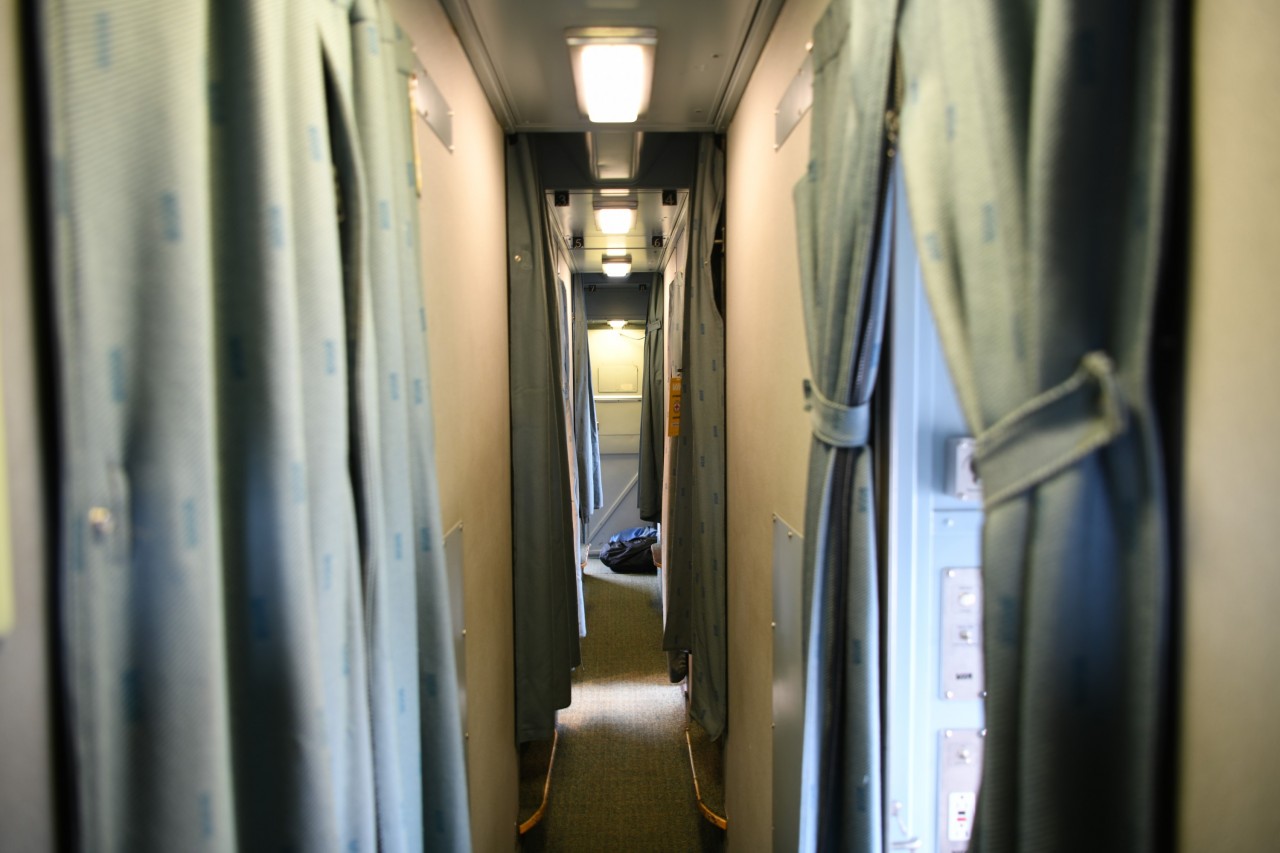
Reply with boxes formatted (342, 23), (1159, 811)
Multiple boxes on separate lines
(593, 199), (637, 234)
(567, 27), (657, 124)
(601, 254), (632, 278)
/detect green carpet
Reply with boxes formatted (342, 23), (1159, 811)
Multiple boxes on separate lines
(520, 560), (725, 852)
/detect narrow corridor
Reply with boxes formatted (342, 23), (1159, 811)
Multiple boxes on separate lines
(520, 560), (723, 852)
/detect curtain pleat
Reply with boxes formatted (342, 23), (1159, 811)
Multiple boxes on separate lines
(663, 134), (728, 739)
(638, 273), (665, 523)
(506, 134), (581, 744)
(572, 278), (603, 525)
(347, 5), (429, 848)
(791, 0), (899, 849)
(898, 2), (1174, 850)
(662, 270), (688, 684)
(40, 0), (469, 848)
(382, 12), (473, 849)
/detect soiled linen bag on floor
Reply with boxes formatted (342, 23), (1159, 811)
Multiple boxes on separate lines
(600, 526), (659, 574)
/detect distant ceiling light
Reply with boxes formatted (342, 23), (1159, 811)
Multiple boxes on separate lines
(601, 254), (632, 278)
(593, 199), (638, 234)
(567, 27), (657, 124)
(607, 319), (627, 330)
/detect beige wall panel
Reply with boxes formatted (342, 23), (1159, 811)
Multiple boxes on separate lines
(723, 0), (826, 846)
(1181, 2), (1280, 850)
(393, 1), (517, 850)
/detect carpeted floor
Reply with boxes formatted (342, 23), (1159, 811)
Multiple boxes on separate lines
(520, 560), (725, 853)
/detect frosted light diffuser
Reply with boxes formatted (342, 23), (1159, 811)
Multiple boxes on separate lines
(593, 200), (637, 234)
(567, 28), (657, 124)
(580, 46), (644, 122)
(601, 254), (632, 278)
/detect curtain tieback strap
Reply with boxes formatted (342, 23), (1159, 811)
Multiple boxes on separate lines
(803, 379), (870, 448)
(974, 351), (1129, 508)
(647, 319), (663, 331)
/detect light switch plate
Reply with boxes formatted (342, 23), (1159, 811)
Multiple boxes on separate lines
(940, 567), (984, 700)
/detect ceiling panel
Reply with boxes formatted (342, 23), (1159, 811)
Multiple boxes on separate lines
(440, 0), (784, 132)
(545, 187), (689, 276)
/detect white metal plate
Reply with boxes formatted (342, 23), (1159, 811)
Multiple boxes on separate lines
(412, 60), (453, 151)
(774, 52), (813, 150)
(937, 729), (984, 852)
(771, 514), (804, 853)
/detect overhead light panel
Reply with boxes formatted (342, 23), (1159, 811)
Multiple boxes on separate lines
(601, 254), (632, 278)
(567, 27), (657, 124)
(593, 199), (638, 234)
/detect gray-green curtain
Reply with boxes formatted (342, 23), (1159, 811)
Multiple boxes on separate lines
(506, 134), (581, 743)
(638, 274), (665, 522)
(355, 6), (472, 848)
(898, 2), (1174, 851)
(571, 278), (603, 526)
(663, 134), (728, 739)
(791, 0), (899, 849)
(40, 0), (470, 850)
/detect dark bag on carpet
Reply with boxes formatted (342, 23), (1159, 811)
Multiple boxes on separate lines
(600, 526), (658, 573)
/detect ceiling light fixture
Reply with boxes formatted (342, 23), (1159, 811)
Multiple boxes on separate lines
(607, 319), (627, 331)
(593, 199), (638, 234)
(567, 27), (657, 124)
(601, 254), (632, 278)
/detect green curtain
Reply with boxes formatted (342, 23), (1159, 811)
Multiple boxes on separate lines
(40, 0), (469, 848)
(506, 134), (581, 744)
(571, 278), (604, 526)
(663, 134), (728, 739)
(638, 273), (665, 522)
(898, 2), (1175, 850)
(351, 5), (472, 848)
(791, 0), (899, 849)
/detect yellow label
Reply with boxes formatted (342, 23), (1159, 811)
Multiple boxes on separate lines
(667, 375), (682, 437)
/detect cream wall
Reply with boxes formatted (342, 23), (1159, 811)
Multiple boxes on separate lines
(0, 1), (56, 850)
(1180, 2), (1280, 849)
(723, 0), (825, 846)
(393, 2), (516, 850)
(588, 327), (646, 395)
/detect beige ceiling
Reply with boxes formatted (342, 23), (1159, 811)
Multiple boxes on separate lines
(436, 0), (768, 277)
(437, 0), (785, 133)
